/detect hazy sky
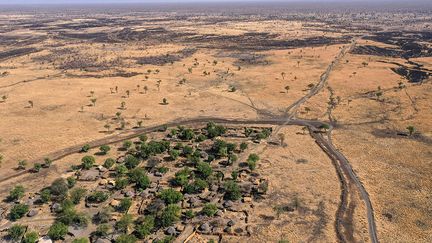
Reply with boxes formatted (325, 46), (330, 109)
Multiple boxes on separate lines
(0, 0), (430, 5)
(0, 0), (429, 4)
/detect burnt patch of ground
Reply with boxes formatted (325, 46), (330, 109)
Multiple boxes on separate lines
(371, 129), (432, 145)
(136, 48), (197, 65)
(0, 47), (40, 61)
(359, 31), (432, 59)
(65, 70), (141, 79)
(187, 33), (351, 51)
(376, 60), (432, 83)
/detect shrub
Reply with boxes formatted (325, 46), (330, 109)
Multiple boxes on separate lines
(48, 222), (68, 240)
(247, 154), (259, 170)
(8, 185), (25, 201)
(123, 140), (133, 150)
(8, 224), (26, 241)
(135, 216), (155, 239)
(182, 146), (193, 156)
(23, 231), (39, 243)
(99, 145), (111, 155)
(50, 178), (69, 200)
(169, 149), (180, 160)
(115, 214), (133, 233)
(33, 163), (42, 172)
(184, 210), (195, 219)
(104, 158), (115, 169)
(67, 176), (77, 188)
(231, 170), (238, 180)
(115, 178), (129, 190)
(86, 191), (109, 203)
(93, 223), (111, 237)
(81, 155), (95, 170)
(240, 142), (248, 151)
(9, 203), (29, 220)
(205, 122), (226, 138)
(115, 234), (137, 243)
(124, 155), (140, 169)
(178, 128), (195, 140)
(158, 204), (181, 227)
(116, 164), (129, 176)
(72, 238), (89, 243)
(43, 158), (53, 168)
(57, 207), (88, 227)
(138, 134), (148, 143)
(70, 188), (87, 204)
(201, 203), (218, 217)
(183, 179), (208, 194)
(224, 181), (241, 201)
(81, 144), (91, 152)
(40, 189), (51, 203)
(117, 198), (132, 213)
(196, 134), (207, 142)
(159, 188), (183, 204)
(173, 168), (191, 187)
(196, 162), (212, 178)
(158, 167), (169, 174)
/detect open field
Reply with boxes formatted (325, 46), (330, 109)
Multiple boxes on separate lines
(0, 2), (431, 243)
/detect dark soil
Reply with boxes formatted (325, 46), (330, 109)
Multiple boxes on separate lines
(0, 47), (40, 61)
(136, 48), (197, 65)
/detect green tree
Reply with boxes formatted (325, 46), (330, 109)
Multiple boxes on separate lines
(123, 140), (133, 150)
(70, 188), (87, 204)
(8, 185), (25, 201)
(115, 178), (129, 190)
(135, 216), (155, 239)
(201, 203), (218, 217)
(169, 149), (180, 160)
(99, 145), (111, 155)
(158, 204), (181, 227)
(115, 234), (137, 243)
(116, 164), (129, 176)
(81, 144), (91, 152)
(81, 155), (95, 170)
(72, 238), (89, 243)
(159, 189), (183, 204)
(67, 176), (77, 188)
(115, 214), (133, 233)
(86, 191), (109, 203)
(117, 198), (132, 213)
(40, 189), (51, 203)
(9, 203), (29, 220)
(196, 162), (212, 179)
(104, 158), (115, 169)
(93, 223), (111, 237)
(33, 163), (42, 172)
(8, 224), (26, 241)
(50, 178), (69, 200)
(224, 181), (241, 201)
(139, 134), (148, 143)
(406, 126), (416, 136)
(124, 155), (140, 169)
(23, 231), (39, 243)
(240, 142), (248, 151)
(48, 222), (68, 241)
(247, 154), (260, 170)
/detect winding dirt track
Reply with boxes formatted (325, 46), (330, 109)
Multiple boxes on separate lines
(0, 38), (378, 243)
